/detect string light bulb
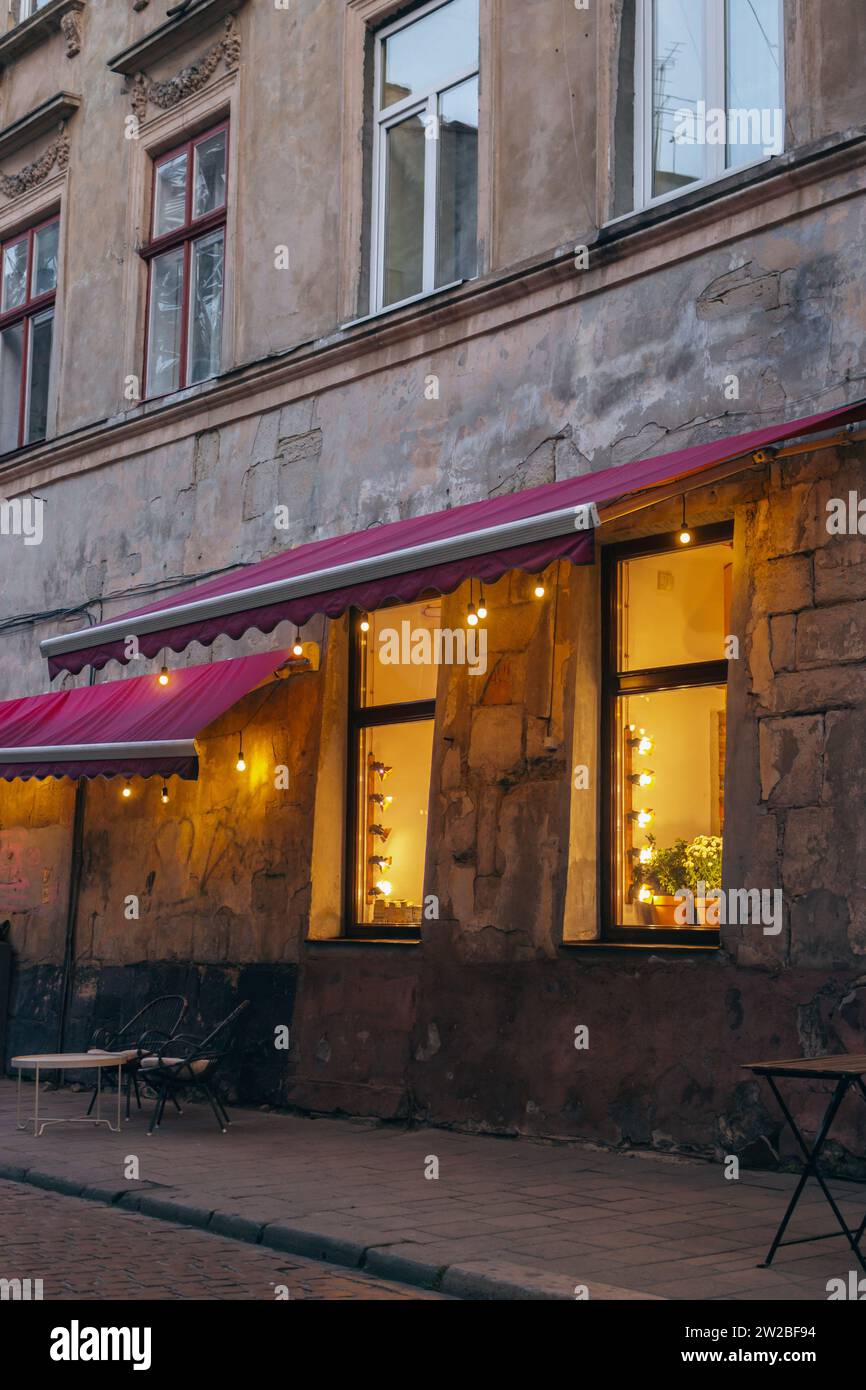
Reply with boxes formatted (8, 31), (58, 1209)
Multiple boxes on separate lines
(236, 737), (246, 773)
(158, 665), (169, 686)
(467, 602), (479, 628)
(639, 846), (654, 865)
(359, 615), (370, 633)
(292, 629), (303, 658)
(477, 600), (488, 620)
(161, 784), (169, 804)
(122, 782), (132, 799)
(534, 582), (546, 599)
(678, 495), (692, 546)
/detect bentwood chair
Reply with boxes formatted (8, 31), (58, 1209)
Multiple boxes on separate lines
(86, 995), (188, 1120)
(139, 1000), (250, 1135)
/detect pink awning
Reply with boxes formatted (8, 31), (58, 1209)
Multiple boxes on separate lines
(0, 649), (292, 781)
(40, 401), (866, 676)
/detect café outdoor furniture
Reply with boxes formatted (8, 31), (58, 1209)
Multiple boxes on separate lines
(139, 1000), (250, 1135)
(85, 994), (188, 1121)
(743, 1054), (866, 1275)
(13, 1051), (139, 1136)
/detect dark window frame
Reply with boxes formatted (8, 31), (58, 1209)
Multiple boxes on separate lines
(141, 118), (229, 400)
(600, 520), (733, 946)
(344, 605), (435, 939)
(0, 211), (59, 451)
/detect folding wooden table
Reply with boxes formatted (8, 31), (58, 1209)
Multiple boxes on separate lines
(743, 1055), (866, 1274)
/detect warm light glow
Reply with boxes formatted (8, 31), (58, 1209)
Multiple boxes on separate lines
(630, 734), (654, 755)
(639, 846), (654, 865)
(678, 529), (692, 546)
(477, 602), (488, 620)
(637, 809), (654, 828)
(467, 603), (479, 627)
(359, 616), (370, 632)
(122, 784), (132, 798)
(638, 771), (654, 787)
(161, 785), (169, 804)
(158, 666), (169, 686)
(638, 885), (653, 904)
(236, 756), (246, 772)
(375, 879), (393, 897)
(292, 641), (303, 657)
(533, 583), (546, 598)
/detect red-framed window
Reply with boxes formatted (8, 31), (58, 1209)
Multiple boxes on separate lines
(0, 214), (59, 453)
(142, 121), (228, 399)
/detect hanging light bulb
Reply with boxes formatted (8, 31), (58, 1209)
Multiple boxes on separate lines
(122, 782), (132, 799)
(292, 628), (303, 658)
(467, 602), (479, 628)
(161, 784), (169, 804)
(678, 495), (692, 546)
(158, 665), (169, 686)
(534, 582), (546, 599)
(477, 585), (488, 620)
(359, 615), (370, 633)
(236, 737), (246, 773)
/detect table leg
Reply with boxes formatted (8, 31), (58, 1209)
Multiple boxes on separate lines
(115, 1064), (122, 1133)
(761, 1077), (866, 1274)
(34, 1065), (40, 1138)
(16, 1067), (23, 1131)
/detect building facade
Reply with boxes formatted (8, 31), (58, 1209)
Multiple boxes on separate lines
(1, 0), (865, 1169)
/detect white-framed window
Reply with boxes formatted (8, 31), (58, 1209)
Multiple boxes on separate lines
(634, 0), (784, 211)
(16, 0), (53, 21)
(370, 0), (479, 313)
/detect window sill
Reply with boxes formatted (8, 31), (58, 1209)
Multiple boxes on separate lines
(108, 0), (245, 76)
(340, 280), (465, 332)
(561, 939), (720, 954)
(304, 936), (421, 949)
(0, 0), (84, 68)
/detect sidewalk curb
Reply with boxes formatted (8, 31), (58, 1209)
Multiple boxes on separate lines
(0, 1161), (662, 1301)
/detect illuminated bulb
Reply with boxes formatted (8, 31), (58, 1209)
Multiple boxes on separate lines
(678, 528), (692, 546)
(638, 885), (653, 904)
(477, 602), (488, 620)
(236, 738), (246, 772)
(629, 734), (654, 755)
(161, 784), (169, 804)
(638, 771), (655, 788)
(534, 583), (546, 599)
(375, 879), (393, 897)
(359, 616), (370, 633)
(467, 603), (479, 628)
(158, 665), (169, 686)
(637, 809), (654, 828)
(639, 846), (654, 865)
(292, 640), (303, 657)
(122, 783), (132, 799)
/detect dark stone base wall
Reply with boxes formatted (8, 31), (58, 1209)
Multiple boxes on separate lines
(5, 960), (298, 1107)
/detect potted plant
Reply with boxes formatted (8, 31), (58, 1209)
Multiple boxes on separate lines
(632, 834), (723, 926)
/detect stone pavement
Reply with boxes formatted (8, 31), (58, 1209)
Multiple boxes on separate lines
(0, 1079), (862, 1300)
(0, 1179), (445, 1300)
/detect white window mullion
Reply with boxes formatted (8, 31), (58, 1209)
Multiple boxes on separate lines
(706, 0), (727, 180)
(634, 0), (650, 212)
(421, 93), (438, 294)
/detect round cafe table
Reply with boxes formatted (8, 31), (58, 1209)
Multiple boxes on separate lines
(12, 1051), (139, 1137)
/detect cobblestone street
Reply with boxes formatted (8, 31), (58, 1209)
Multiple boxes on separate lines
(0, 1180), (446, 1301)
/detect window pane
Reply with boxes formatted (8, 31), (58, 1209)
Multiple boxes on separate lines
(192, 129), (227, 219)
(153, 152), (188, 238)
(382, 0), (479, 108)
(382, 111), (426, 306)
(652, 0), (706, 197)
(188, 229), (224, 384)
(25, 309), (52, 444)
(619, 541), (732, 672)
(32, 221), (59, 297)
(615, 685), (726, 928)
(2, 239), (28, 312)
(726, 0), (782, 168)
(354, 720), (434, 926)
(0, 321), (24, 452)
(436, 76), (478, 286)
(359, 600), (441, 707)
(146, 246), (184, 396)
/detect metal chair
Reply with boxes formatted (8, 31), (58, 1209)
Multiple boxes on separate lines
(140, 1000), (250, 1135)
(86, 994), (187, 1120)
